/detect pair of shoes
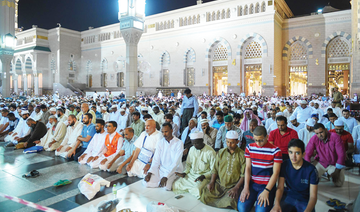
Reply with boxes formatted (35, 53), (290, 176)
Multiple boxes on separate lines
(15, 143), (25, 149)
(326, 198), (346, 207)
(22, 170), (40, 178)
(53, 179), (72, 187)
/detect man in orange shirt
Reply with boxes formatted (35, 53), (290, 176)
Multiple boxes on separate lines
(89, 121), (124, 170)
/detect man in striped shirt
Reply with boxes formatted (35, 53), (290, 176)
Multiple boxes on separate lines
(238, 126), (282, 212)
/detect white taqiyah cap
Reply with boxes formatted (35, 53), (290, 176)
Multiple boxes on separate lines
(289, 115), (296, 121)
(334, 119), (344, 127)
(21, 110), (29, 115)
(101, 107), (107, 111)
(119, 108), (125, 112)
(189, 132), (204, 140)
(236, 110), (243, 114)
(226, 130), (239, 139)
(276, 112), (284, 116)
(306, 118), (315, 127)
(200, 119), (209, 124)
(300, 100), (308, 105)
(111, 105), (117, 109)
(49, 107), (56, 112)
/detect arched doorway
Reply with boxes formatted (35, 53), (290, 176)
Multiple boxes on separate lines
(160, 51), (170, 87)
(326, 36), (351, 95)
(243, 40), (262, 96)
(289, 41), (308, 96)
(212, 43), (228, 95)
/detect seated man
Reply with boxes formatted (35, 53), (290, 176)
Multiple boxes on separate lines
(211, 111), (225, 131)
(1, 112), (19, 141)
(36, 115), (67, 151)
(55, 114), (84, 159)
(215, 115), (245, 151)
(0, 109), (10, 137)
(305, 123), (346, 187)
(4, 110), (31, 145)
(325, 113), (350, 132)
(130, 111), (145, 137)
(173, 131), (216, 199)
(243, 119), (259, 146)
(16, 117), (48, 149)
(115, 127), (138, 174)
(268, 116), (298, 161)
(200, 131), (246, 210)
(329, 120), (354, 167)
(99, 127), (137, 172)
(200, 119), (217, 149)
(164, 113), (179, 137)
(272, 139), (318, 212)
(127, 119), (163, 178)
(74, 113), (96, 161)
(238, 126), (282, 212)
(339, 109), (358, 134)
(287, 115), (305, 134)
(298, 118), (316, 147)
(78, 119), (107, 166)
(181, 118), (198, 161)
(144, 123), (183, 190)
(89, 121), (124, 170)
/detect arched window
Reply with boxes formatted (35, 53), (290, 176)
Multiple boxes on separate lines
(261, 2), (266, 12)
(184, 17), (188, 26)
(117, 72), (124, 87)
(289, 41), (308, 96)
(197, 15), (200, 23)
(216, 11), (221, 20)
(221, 9), (225, 19)
(244, 5), (248, 15)
(179, 18), (183, 27)
(188, 16), (191, 25)
(226, 8), (231, 18)
(255, 3), (260, 13)
(238, 6), (243, 16)
(249, 4), (254, 14)
(160, 52), (170, 87)
(212, 11), (216, 21)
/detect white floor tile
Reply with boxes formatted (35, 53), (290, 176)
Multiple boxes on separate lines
(165, 193), (201, 211)
(190, 202), (232, 212)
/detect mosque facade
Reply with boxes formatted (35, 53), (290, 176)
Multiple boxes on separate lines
(8, 0), (358, 97)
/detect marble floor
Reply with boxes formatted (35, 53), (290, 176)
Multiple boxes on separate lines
(0, 143), (359, 212)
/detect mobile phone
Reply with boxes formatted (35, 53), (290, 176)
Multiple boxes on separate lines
(175, 195), (184, 199)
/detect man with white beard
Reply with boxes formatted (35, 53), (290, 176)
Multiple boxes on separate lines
(36, 115), (67, 151)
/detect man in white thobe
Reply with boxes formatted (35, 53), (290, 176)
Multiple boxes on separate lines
(298, 118), (316, 147)
(55, 115), (84, 158)
(117, 109), (128, 133)
(101, 107), (110, 122)
(173, 131), (216, 198)
(292, 100), (312, 123)
(143, 122), (183, 190)
(5, 111), (31, 145)
(126, 119), (163, 178)
(287, 115), (305, 134)
(37, 115), (67, 151)
(78, 119), (107, 166)
(151, 106), (165, 126)
(339, 109), (358, 134)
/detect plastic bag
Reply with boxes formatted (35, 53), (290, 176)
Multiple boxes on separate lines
(78, 173), (110, 200)
(146, 202), (179, 212)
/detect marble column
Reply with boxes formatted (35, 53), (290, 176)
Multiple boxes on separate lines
(34, 73), (39, 96)
(0, 54), (12, 97)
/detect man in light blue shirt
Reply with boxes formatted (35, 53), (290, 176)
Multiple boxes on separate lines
(180, 88), (199, 132)
(339, 109), (357, 134)
(74, 113), (96, 161)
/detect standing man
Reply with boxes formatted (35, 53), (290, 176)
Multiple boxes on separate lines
(268, 116), (299, 160)
(144, 123), (183, 190)
(180, 88), (199, 132)
(305, 123), (346, 187)
(332, 87), (343, 108)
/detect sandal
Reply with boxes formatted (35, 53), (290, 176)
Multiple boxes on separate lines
(53, 179), (72, 187)
(327, 198), (346, 207)
(22, 170), (40, 178)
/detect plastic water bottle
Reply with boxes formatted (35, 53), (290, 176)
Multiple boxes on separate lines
(112, 184), (117, 199)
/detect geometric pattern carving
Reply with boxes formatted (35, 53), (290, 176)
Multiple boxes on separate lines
(237, 33), (268, 59)
(290, 41), (308, 60)
(205, 37), (232, 61)
(322, 31), (351, 57)
(327, 36), (351, 58)
(283, 36), (313, 60)
(213, 44), (229, 61)
(244, 41), (262, 59)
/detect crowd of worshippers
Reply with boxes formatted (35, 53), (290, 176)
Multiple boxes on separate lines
(0, 87), (358, 212)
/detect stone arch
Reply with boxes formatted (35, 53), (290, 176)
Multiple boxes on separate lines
(322, 31), (351, 57)
(14, 57), (23, 75)
(159, 51), (170, 66)
(282, 36), (313, 60)
(236, 33), (268, 59)
(24, 54), (35, 72)
(100, 58), (108, 72)
(183, 48), (196, 64)
(205, 37), (232, 61)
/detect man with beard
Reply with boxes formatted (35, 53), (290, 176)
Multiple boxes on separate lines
(114, 127), (138, 174)
(215, 115), (244, 151)
(4, 110), (31, 146)
(144, 123), (183, 190)
(298, 119), (316, 147)
(78, 119), (107, 166)
(76, 103), (96, 124)
(201, 119), (217, 149)
(73, 113), (96, 161)
(15, 117), (47, 149)
(55, 114), (84, 159)
(39, 104), (51, 125)
(56, 108), (68, 123)
(36, 115), (67, 151)
(151, 106), (165, 126)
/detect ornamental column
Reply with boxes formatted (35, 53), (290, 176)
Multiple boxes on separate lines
(118, 0), (145, 98)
